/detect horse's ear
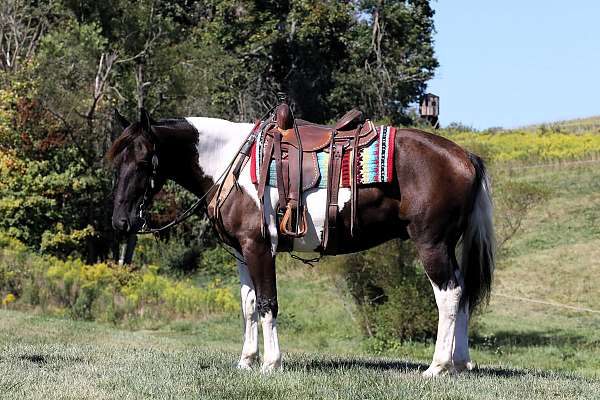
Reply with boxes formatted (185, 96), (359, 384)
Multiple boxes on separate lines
(140, 108), (157, 133)
(114, 109), (130, 129)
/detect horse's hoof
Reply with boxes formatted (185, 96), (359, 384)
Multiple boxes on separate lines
(422, 363), (455, 377)
(237, 355), (258, 370)
(237, 362), (253, 370)
(454, 360), (476, 372)
(260, 360), (283, 374)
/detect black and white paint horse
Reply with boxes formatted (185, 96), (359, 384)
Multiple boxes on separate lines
(109, 109), (495, 376)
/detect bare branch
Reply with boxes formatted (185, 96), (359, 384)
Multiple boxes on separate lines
(114, 25), (163, 65)
(87, 52), (117, 122)
(0, 0), (49, 72)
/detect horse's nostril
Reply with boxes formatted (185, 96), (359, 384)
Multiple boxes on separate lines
(121, 219), (130, 232)
(113, 218), (130, 232)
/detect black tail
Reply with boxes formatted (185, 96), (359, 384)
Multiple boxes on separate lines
(461, 153), (496, 313)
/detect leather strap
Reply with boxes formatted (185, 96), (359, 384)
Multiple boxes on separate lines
(350, 124), (362, 236)
(256, 133), (274, 237)
(287, 149), (300, 202)
(208, 152), (251, 245)
(322, 138), (345, 253)
(257, 134), (274, 200)
(273, 130), (287, 211)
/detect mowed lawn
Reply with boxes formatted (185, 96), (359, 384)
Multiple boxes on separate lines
(1, 161), (600, 399)
(1, 310), (599, 400)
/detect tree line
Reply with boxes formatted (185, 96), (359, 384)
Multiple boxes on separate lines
(0, 0), (437, 261)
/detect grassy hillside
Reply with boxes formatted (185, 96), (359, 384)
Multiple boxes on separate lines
(521, 115), (600, 133)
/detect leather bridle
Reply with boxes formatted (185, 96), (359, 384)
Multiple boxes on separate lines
(136, 146), (159, 232)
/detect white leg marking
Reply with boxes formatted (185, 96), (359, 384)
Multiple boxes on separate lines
(424, 279), (462, 377)
(237, 260), (259, 369)
(260, 311), (282, 373)
(452, 302), (474, 372)
(452, 270), (474, 372)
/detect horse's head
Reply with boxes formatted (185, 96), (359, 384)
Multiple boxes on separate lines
(108, 109), (166, 234)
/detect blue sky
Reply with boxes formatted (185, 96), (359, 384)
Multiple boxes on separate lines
(427, 1), (600, 129)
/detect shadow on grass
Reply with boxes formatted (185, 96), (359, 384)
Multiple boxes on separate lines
(287, 357), (428, 373)
(285, 355), (579, 380)
(17, 354), (85, 366)
(472, 329), (589, 349)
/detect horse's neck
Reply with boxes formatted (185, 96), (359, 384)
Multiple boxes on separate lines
(186, 117), (254, 181)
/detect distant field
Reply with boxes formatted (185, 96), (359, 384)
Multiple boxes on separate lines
(520, 115), (600, 133)
(2, 124), (600, 398)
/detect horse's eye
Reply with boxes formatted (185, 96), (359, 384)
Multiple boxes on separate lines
(137, 160), (149, 168)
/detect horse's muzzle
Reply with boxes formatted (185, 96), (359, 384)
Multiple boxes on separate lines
(112, 217), (130, 233)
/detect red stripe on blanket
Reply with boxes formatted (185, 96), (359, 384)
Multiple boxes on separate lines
(386, 127), (396, 180)
(250, 142), (257, 184)
(341, 152), (351, 187)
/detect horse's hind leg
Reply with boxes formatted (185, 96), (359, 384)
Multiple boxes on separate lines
(452, 269), (474, 372)
(236, 258), (259, 369)
(416, 242), (464, 377)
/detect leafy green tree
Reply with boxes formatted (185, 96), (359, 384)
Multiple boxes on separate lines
(330, 0), (438, 124)
(0, 0), (438, 263)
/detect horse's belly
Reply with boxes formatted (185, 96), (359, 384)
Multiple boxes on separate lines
(264, 186), (351, 253)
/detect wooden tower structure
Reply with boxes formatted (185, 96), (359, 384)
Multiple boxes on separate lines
(420, 93), (440, 129)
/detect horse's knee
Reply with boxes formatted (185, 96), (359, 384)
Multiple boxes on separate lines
(257, 294), (278, 318)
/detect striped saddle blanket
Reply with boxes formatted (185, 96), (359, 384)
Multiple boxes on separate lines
(250, 125), (396, 189)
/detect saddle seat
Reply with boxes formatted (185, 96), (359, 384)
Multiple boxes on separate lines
(279, 109), (375, 152)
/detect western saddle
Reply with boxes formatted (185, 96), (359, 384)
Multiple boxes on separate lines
(256, 101), (377, 253)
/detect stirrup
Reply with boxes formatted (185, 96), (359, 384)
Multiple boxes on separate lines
(279, 202), (308, 238)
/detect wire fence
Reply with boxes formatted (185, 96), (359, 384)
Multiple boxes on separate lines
(491, 155), (600, 315)
(494, 293), (600, 314)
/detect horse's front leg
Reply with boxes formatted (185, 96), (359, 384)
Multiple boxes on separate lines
(236, 258), (259, 369)
(242, 240), (281, 373)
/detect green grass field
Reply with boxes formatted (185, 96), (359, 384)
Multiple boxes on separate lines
(2, 144), (600, 399)
(1, 306), (599, 400)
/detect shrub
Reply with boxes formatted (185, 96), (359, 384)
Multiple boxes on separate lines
(40, 223), (96, 259)
(494, 178), (551, 250)
(134, 234), (238, 284)
(0, 237), (237, 324)
(329, 240), (438, 347)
